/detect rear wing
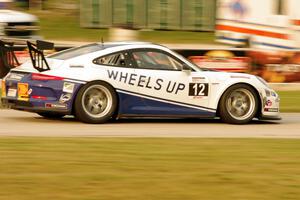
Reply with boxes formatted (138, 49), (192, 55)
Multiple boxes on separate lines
(0, 39), (54, 78)
(0, 40), (20, 78)
(27, 40), (54, 72)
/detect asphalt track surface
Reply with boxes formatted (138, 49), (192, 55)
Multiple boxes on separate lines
(0, 109), (299, 138)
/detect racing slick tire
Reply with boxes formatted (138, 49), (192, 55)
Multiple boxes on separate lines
(37, 112), (65, 119)
(74, 81), (117, 124)
(219, 84), (259, 124)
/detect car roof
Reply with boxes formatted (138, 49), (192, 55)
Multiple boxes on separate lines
(48, 41), (170, 60)
(94, 41), (167, 50)
(97, 41), (152, 46)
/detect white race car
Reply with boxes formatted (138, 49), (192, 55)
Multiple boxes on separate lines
(1, 41), (280, 124)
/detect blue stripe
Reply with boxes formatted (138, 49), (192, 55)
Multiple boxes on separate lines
(217, 36), (247, 42)
(217, 36), (298, 50)
(116, 88), (215, 111)
(117, 90), (215, 117)
(251, 42), (298, 50)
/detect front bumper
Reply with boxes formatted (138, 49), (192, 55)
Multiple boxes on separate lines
(259, 88), (281, 120)
(259, 115), (281, 121)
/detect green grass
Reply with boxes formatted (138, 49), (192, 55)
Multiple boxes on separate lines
(1, 138), (300, 200)
(278, 91), (300, 112)
(28, 10), (109, 42)
(26, 10), (215, 43)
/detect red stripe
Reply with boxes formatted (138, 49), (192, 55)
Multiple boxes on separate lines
(211, 68), (246, 71)
(292, 19), (300, 26)
(31, 95), (48, 100)
(216, 24), (289, 40)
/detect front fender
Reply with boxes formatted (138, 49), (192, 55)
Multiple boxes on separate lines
(208, 76), (264, 111)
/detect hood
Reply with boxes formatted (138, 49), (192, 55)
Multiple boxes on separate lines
(201, 71), (255, 82)
(0, 10), (38, 23)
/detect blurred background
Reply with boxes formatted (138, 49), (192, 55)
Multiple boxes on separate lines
(0, 0), (217, 43)
(1, 0), (300, 84)
(1, 2), (300, 200)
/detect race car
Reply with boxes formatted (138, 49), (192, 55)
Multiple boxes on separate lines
(1, 40), (280, 124)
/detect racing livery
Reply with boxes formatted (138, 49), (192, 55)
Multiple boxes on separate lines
(1, 41), (280, 124)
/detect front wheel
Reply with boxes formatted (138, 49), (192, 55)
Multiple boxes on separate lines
(74, 81), (117, 124)
(219, 84), (259, 124)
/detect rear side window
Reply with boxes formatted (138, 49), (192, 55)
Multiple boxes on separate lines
(93, 52), (130, 67)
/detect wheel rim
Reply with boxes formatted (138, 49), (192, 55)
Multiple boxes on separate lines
(226, 88), (256, 121)
(81, 85), (112, 118)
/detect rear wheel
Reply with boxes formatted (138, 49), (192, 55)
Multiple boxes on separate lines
(74, 81), (117, 124)
(219, 84), (258, 124)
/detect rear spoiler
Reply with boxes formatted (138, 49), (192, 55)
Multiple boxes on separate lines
(27, 40), (54, 72)
(0, 39), (54, 78)
(0, 40), (20, 78)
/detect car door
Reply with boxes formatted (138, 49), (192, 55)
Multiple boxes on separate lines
(127, 48), (214, 117)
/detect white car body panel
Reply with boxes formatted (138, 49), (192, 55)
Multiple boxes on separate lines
(10, 42), (280, 120)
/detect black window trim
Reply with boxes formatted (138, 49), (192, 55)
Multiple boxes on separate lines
(92, 50), (134, 68)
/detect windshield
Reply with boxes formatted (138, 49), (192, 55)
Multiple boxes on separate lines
(48, 43), (103, 60)
(168, 50), (202, 71)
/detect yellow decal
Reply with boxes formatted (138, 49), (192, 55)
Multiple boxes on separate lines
(1, 80), (6, 98)
(18, 83), (29, 101)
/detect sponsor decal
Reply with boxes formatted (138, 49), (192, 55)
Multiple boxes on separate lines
(264, 108), (279, 112)
(188, 83), (209, 97)
(1, 80), (6, 98)
(230, 75), (250, 79)
(17, 83), (29, 101)
(191, 77), (205, 82)
(63, 82), (75, 93)
(59, 93), (72, 103)
(107, 70), (185, 95)
(265, 100), (272, 107)
(45, 103), (67, 109)
(7, 88), (17, 97)
(28, 88), (33, 95)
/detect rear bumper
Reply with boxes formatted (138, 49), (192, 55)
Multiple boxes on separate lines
(1, 72), (83, 115)
(1, 98), (70, 114)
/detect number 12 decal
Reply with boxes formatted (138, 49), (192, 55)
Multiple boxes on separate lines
(188, 83), (209, 96)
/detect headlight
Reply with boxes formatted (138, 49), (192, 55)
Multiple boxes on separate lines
(256, 76), (269, 87)
(265, 89), (271, 97)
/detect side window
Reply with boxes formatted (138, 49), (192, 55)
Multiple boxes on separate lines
(132, 50), (183, 71)
(93, 52), (129, 67)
